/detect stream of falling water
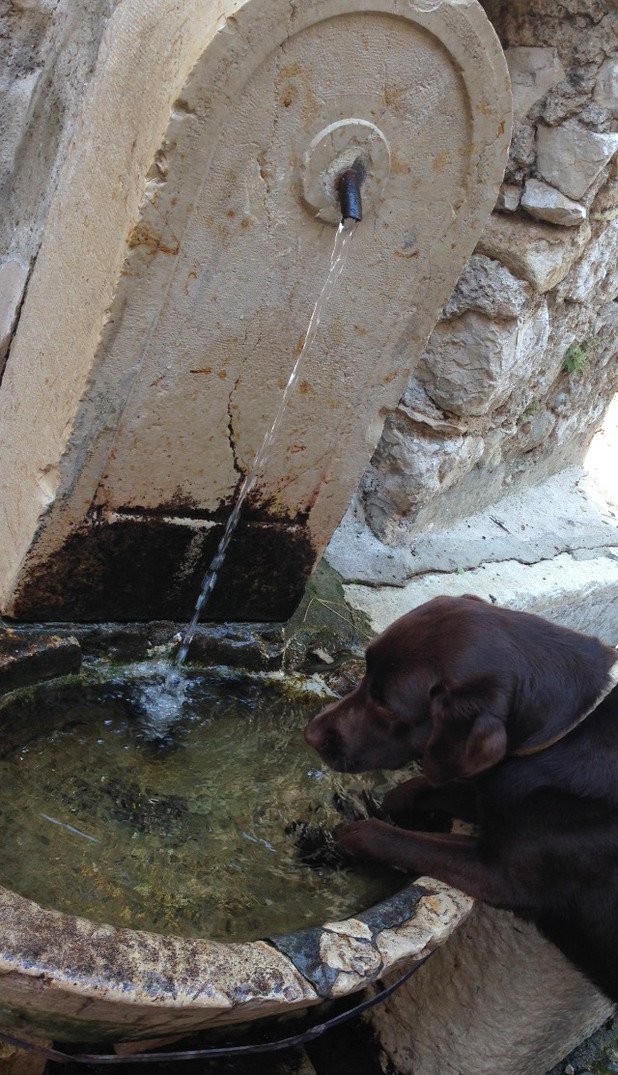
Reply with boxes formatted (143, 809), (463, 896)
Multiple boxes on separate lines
(176, 218), (358, 664)
(144, 219), (358, 724)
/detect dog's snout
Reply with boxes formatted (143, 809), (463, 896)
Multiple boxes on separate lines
(304, 717), (325, 750)
(304, 707), (345, 767)
(304, 700), (339, 749)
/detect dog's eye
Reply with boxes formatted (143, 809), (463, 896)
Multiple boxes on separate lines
(379, 708), (400, 725)
(429, 682), (444, 699)
(368, 680), (385, 705)
(369, 681), (401, 721)
(371, 697), (399, 723)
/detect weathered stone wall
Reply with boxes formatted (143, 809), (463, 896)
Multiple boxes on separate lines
(0, 0), (119, 371)
(358, 0), (618, 544)
(1, 0), (615, 573)
(0, 0), (512, 622)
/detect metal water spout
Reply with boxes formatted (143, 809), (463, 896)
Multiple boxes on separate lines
(337, 161), (365, 223)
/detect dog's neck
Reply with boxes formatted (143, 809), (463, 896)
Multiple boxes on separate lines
(511, 652), (618, 758)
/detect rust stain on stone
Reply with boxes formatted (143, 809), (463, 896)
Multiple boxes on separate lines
(389, 150), (411, 176)
(383, 81), (408, 117)
(279, 84), (299, 109)
(382, 370), (399, 385)
(127, 222), (179, 257)
(275, 61), (304, 82)
(274, 61), (317, 129)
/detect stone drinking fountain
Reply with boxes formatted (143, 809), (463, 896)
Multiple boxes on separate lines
(0, 0), (511, 1048)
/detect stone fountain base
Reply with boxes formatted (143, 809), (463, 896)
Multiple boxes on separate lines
(0, 876), (469, 1045)
(1, 578), (614, 1072)
(0, 629), (470, 1047)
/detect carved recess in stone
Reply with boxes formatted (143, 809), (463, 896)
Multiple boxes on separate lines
(0, 878), (471, 1042)
(0, 0), (511, 622)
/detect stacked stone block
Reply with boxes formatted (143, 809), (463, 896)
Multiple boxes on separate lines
(358, 0), (618, 544)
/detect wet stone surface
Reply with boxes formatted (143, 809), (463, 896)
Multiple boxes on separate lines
(10, 514), (316, 624)
(0, 629), (81, 696)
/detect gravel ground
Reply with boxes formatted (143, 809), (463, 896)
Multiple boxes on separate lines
(549, 1014), (618, 1075)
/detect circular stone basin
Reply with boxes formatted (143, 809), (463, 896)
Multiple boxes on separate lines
(0, 662), (472, 1044)
(0, 664), (401, 940)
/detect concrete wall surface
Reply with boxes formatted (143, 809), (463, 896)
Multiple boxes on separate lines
(367, 905), (614, 1075)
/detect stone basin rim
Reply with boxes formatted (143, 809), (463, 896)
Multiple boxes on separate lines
(0, 868), (470, 1001)
(0, 874), (472, 1014)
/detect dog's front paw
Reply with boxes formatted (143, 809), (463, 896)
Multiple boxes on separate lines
(335, 818), (389, 859)
(382, 777), (430, 818)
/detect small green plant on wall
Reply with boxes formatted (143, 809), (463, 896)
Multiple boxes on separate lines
(564, 340), (595, 376)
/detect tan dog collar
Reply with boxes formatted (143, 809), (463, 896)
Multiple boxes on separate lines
(512, 654), (618, 758)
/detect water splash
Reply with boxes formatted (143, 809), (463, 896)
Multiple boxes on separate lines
(176, 218), (358, 665)
(135, 660), (192, 737)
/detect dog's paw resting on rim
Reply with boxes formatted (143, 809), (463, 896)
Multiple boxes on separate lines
(334, 818), (393, 860)
(303, 594), (618, 1003)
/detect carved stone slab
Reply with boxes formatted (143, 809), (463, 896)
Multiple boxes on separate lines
(0, 0), (511, 621)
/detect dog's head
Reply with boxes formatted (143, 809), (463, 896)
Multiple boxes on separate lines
(304, 595), (615, 785)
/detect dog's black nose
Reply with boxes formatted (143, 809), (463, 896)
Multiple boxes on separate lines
(304, 718), (324, 750)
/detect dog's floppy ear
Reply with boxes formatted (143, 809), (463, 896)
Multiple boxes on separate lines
(423, 675), (507, 785)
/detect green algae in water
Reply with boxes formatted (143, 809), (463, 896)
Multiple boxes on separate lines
(0, 665), (401, 941)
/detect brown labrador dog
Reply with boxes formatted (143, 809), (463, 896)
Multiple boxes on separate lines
(304, 595), (618, 1001)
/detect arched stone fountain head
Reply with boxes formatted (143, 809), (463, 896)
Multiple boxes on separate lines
(0, 0), (511, 625)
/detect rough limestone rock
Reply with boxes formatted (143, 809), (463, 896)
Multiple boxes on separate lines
(355, 0), (618, 549)
(516, 405), (557, 453)
(540, 68), (602, 130)
(442, 254), (533, 321)
(504, 46), (565, 120)
(591, 156), (618, 221)
(496, 184), (521, 213)
(536, 119), (618, 200)
(521, 178), (587, 226)
(418, 300), (550, 417)
(559, 218), (618, 304)
(504, 117), (536, 183)
(481, 0), (614, 75)
(477, 213), (592, 292)
(595, 57), (618, 117)
(361, 415), (485, 542)
(397, 377), (468, 436)
(367, 906), (614, 1075)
